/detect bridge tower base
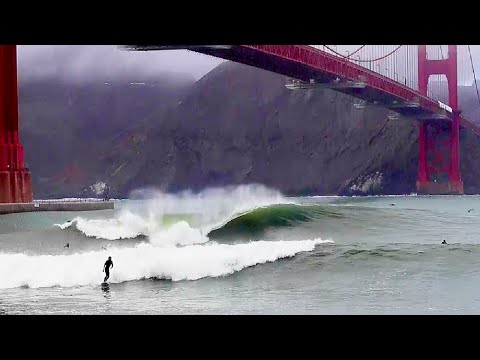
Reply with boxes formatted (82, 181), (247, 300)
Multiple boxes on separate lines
(416, 45), (463, 195)
(0, 45), (33, 203)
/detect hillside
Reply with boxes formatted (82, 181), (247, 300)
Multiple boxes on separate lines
(18, 62), (480, 198)
(19, 74), (194, 198)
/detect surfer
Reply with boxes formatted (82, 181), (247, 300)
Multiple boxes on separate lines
(468, 208), (474, 213)
(441, 240), (447, 245)
(103, 256), (113, 282)
(64, 243), (70, 248)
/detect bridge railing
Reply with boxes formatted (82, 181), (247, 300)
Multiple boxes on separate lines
(309, 45), (473, 106)
(311, 45), (417, 87)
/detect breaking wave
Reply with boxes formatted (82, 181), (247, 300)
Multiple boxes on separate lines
(1, 185), (334, 290)
(208, 204), (343, 238)
(0, 238), (334, 289)
(56, 185), (296, 242)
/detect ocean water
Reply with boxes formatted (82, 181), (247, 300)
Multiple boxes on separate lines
(1, 184), (480, 315)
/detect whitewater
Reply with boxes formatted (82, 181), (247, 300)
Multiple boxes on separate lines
(0, 238), (330, 289)
(0, 185), (333, 290)
(4, 187), (480, 314)
(56, 184), (297, 240)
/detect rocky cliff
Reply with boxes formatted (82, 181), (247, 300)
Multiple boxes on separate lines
(18, 62), (480, 198)
(19, 75), (194, 198)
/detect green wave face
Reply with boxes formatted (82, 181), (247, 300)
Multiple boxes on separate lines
(207, 204), (342, 239)
(161, 214), (196, 226)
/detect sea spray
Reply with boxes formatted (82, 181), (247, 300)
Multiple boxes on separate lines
(56, 185), (295, 242)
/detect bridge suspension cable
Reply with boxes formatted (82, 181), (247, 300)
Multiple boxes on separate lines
(344, 45), (366, 58)
(314, 45), (418, 90)
(467, 45), (480, 108)
(322, 45), (403, 63)
(311, 45), (479, 108)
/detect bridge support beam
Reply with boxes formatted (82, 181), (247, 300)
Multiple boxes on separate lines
(0, 45), (32, 203)
(416, 45), (463, 195)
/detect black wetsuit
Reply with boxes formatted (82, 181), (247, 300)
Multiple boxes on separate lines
(104, 259), (113, 282)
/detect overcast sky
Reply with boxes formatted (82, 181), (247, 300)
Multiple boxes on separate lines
(17, 45), (480, 85)
(17, 45), (224, 82)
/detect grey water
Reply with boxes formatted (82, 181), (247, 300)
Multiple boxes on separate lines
(1, 193), (480, 314)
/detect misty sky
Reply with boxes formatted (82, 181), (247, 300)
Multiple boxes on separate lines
(17, 45), (480, 85)
(17, 45), (224, 82)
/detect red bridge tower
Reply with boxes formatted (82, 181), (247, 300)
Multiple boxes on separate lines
(0, 45), (33, 203)
(417, 45), (463, 194)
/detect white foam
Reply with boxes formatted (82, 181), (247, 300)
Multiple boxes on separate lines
(149, 221), (209, 247)
(0, 238), (334, 289)
(56, 220), (74, 230)
(55, 185), (295, 241)
(56, 217), (209, 247)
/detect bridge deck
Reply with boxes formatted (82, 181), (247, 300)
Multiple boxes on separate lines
(125, 45), (480, 136)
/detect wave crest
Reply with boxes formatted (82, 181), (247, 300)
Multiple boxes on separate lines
(56, 185), (295, 243)
(0, 238), (334, 289)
